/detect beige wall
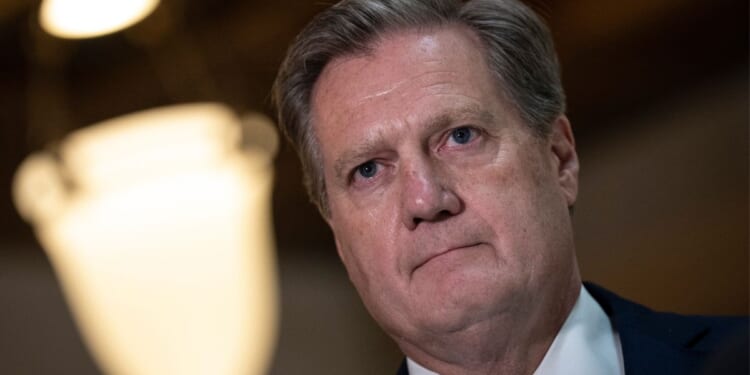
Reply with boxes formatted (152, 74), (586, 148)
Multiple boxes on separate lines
(574, 71), (748, 315)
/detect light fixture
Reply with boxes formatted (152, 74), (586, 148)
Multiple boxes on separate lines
(39, 0), (160, 39)
(13, 103), (279, 375)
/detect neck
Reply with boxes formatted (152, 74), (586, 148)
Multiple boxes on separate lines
(398, 273), (582, 375)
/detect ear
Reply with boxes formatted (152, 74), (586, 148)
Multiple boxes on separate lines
(333, 232), (347, 263)
(325, 215), (349, 264)
(328, 220), (361, 285)
(549, 115), (579, 207)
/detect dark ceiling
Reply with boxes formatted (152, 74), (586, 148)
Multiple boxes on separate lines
(0, 0), (747, 252)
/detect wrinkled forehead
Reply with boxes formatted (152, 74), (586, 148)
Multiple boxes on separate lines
(310, 25), (493, 129)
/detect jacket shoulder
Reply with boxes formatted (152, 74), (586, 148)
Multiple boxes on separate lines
(584, 282), (748, 374)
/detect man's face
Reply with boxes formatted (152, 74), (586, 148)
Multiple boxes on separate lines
(310, 26), (580, 342)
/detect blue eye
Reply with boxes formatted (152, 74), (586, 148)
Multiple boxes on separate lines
(356, 161), (378, 179)
(450, 127), (474, 144)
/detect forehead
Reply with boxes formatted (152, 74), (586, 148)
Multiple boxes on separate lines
(310, 25), (498, 126)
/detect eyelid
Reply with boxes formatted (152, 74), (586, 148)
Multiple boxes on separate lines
(344, 149), (398, 188)
(440, 125), (482, 149)
(349, 159), (380, 185)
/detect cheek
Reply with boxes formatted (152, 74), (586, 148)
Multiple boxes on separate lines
(331, 212), (400, 285)
(462, 152), (558, 248)
(488, 164), (572, 271)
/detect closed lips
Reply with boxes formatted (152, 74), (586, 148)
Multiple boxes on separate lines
(413, 242), (482, 271)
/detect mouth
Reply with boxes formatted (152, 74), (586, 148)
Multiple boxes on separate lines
(413, 242), (482, 272)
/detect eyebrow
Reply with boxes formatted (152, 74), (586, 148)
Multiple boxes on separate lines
(333, 132), (386, 181)
(332, 104), (496, 181)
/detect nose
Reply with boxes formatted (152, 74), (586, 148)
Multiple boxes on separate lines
(399, 158), (462, 230)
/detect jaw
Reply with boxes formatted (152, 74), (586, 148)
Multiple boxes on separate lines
(393, 269), (582, 375)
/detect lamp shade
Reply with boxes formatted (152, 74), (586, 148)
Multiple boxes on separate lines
(39, 0), (160, 39)
(13, 103), (279, 375)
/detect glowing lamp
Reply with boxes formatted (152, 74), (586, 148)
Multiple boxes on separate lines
(39, 0), (160, 39)
(13, 103), (279, 375)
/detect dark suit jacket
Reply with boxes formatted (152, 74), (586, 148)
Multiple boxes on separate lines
(396, 282), (748, 374)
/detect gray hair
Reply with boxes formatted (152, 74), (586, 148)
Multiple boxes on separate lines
(272, 0), (565, 217)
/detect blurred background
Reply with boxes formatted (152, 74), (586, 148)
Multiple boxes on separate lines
(0, 0), (747, 374)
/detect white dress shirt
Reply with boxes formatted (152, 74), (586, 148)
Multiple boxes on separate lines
(406, 285), (625, 375)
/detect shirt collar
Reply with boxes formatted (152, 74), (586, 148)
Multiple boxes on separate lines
(533, 285), (624, 375)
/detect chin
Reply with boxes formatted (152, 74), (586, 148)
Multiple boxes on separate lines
(414, 282), (514, 333)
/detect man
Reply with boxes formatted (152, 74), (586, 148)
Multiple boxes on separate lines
(272, 1), (747, 374)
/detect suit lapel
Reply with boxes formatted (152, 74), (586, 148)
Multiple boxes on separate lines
(585, 282), (711, 375)
(396, 359), (409, 375)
